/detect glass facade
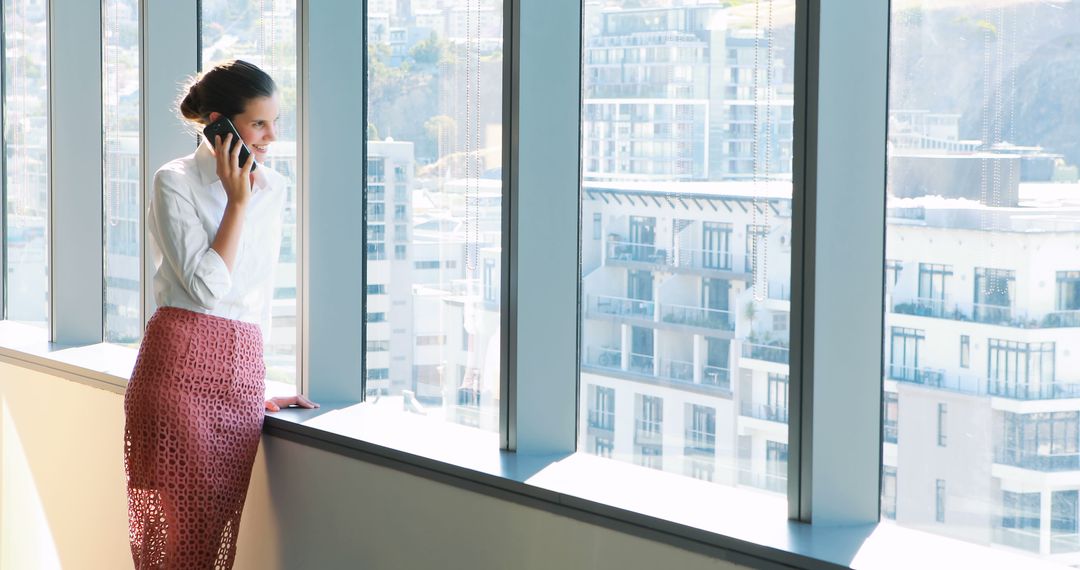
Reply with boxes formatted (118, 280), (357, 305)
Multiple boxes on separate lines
(884, 1), (1080, 563)
(364, 0), (503, 431)
(579, 0), (794, 494)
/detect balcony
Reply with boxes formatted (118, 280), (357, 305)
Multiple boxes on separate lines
(887, 364), (947, 388)
(891, 296), (1080, 329)
(741, 341), (789, 364)
(988, 380), (1080, 401)
(994, 447), (1080, 472)
(581, 346), (732, 396)
(684, 428), (716, 455)
(605, 238), (750, 278)
(659, 302), (735, 332)
(739, 401), (789, 424)
(1053, 533), (1080, 554)
(738, 469), (787, 494)
(994, 527), (1040, 553)
(587, 294), (736, 335)
(635, 419), (663, 445)
(588, 409), (615, 432)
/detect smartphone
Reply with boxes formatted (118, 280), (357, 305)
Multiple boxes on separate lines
(202, 116), (258, 172)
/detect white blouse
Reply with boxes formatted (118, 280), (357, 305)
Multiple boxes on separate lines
(147, 141), (287, 339)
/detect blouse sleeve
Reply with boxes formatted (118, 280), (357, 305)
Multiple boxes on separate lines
(150, 169), (233, 310)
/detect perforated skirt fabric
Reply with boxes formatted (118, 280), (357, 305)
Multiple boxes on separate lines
(124, 306), (265, 570)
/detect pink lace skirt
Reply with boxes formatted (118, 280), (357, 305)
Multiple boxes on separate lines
(124, 306), (265, 569)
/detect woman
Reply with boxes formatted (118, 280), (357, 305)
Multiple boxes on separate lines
(124, 59), (317, 569)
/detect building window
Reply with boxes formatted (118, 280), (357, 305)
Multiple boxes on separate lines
(367, 284), (386, 295)
(416, 335), (446, 346)
(888, 327), (925, 382)
(935, 479), (946, 523)
(883, 391), (898, 444)
(394, 244), (407, 260)
(368, 243), (386, 260)
(483, 259), (497, 302)
(366, 341), (390, 352)
(916, 263), (952, 316)
(635, 394), (663, 444)
(988, 340), (1055, 398)
(593, 212), (602, 240)
(882, 466), (897, 520)
(960, 335), (970, 369)
(594, 437), (614, 458)
(885, 259), (903, 288)
(368, 368), (389, 380)
(973, 267), (1015, 323)
(1000, 412), (1079, 470)
(367, 312), (386, 323)
(686, 404), (716, 456)
(937, 403), (947, 447)
(589, 385), (615, 432)
(1057, 271), (1080, 311)
(767, 373), (789, 422)
(702, 222), (732, 270)
(766, 441), (788, 494)
(1052, 490), (1079, 552)
(1002, 491), (1041, 552)
(394, 204), (407, 221)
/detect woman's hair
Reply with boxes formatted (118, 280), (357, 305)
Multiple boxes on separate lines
(178, 59), (276, 126)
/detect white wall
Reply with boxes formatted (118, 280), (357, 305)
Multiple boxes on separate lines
(0, 361), (751, 570)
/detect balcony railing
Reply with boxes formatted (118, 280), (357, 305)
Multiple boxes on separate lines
(684, 428), (716, 455)
(738, 469), (787, 494)
(587, 295), (737, 334)
(994, 527), (1040, 553)
(659, 302), (735, 331)
(994, 447), (1080, 472)
(629, 352), (655, 374)
(887, 364), (946, 387)
(634, 419), (663, 444)
(1053, 533), (1080, 554)
(741, 341), (789, 364)
(739, 401), (789, 423)
(891, 295), (1080, 329)
(605, 239), (749, 275)
(988, 380), (1080, 400)
(703, 365), (731, 390)
(588, 409), (615, 432)
(591, 294), (656, 320)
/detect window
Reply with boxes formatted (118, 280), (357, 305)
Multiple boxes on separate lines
(935, 479), (946, 523)
(588, 385), (615, 434)
(973, 267), (1015, 324)
(937, 403), (947, 447)
(765, 441), (788, 494)
(368, 368), (389, 380)
(885, 259), (903, 287)
(202, 0), (298, 385)
(416, 335), (446, 346)
(883, 391), (898, 444)
(580, 0), (793, 495)
(367, 284), (386, 295)
(999, 412), (1080, 471)
(5, 0), (49, 326)
(366, 340), (390, 352)
(882, 466), (897, 520)
(1057, 271), (1080, 311)
(960, 335), (970, 369)
(366, 2), (502, 430)
(916, 263), (951, 317)
(1002, 491), (1040, 552)
(888, 327), (925, 383)
(988, 340), (1055, 398)
(103, 0), (140, 344)
(367, 312), (386, 323)
(1052, 491), (1079, 554)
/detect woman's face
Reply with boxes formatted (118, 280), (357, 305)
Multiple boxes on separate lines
(210, 94), (280, 162)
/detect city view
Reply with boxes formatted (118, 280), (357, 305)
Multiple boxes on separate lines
(4, 0), (1080, 565)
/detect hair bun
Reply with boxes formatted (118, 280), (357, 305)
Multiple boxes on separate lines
(179, 83), (203, 121)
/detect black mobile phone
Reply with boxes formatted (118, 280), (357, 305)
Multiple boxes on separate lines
(202, 116), (258, 172)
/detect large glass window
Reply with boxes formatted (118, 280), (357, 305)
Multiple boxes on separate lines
(103, 0), (141, 344)
(884, 2), (1080, 560)
(4, 0), (49, 326)
(365, 0), (503, 430)
(579, 0), (795, 494)
(201, 0), (298, 385)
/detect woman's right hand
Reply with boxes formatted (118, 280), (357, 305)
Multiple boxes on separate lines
(214, 133), (255, 206)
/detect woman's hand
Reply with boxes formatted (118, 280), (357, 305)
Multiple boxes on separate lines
(265, 395), (320, 413)
(213, 133), (255, 206)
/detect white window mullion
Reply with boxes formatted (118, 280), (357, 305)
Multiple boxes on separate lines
(505, 0), (581, 453)
(49, 0), (105, 344)
(139, 0), (199, 332)
(791, 0), (889, 524)
(300, 0), (365, 403)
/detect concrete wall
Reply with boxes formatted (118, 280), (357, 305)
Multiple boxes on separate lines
(0, 360), (750, 570)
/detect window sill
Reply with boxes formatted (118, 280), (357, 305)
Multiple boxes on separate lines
(0, 319), (1065, 570)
